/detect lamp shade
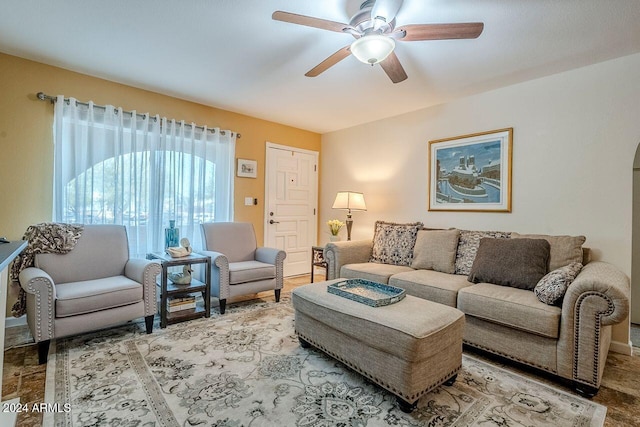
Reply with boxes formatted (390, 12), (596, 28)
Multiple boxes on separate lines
(350, 34), (395, 65)
(332, 191), (367, 212)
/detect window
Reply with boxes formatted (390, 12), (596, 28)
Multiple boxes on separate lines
(53, 96), (235, 257)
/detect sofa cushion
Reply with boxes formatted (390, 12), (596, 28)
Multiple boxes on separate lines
(411, 229), (460, 274)
(389, 269), (473, 307)
(55, 276), (142, 318)
(454, 230), (511, 275)
(341, 262), (414, 284)
(467, 238), (550, 290)
(229, 261), (275, 284)
(534, 262), (583, 306)
(370, 221), (423, 266)
(457, 283), (561, 338)
(511, 233), (586, 271)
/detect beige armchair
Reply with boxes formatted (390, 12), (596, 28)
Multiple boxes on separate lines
(200, 222), (286, 314)
(18, 225), (161, 363)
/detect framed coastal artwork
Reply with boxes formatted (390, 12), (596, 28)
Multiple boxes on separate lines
(237, 158), (258, 178)
(428, 128), (513, 212)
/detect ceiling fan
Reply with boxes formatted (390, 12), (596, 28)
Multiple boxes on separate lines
(272, 0), (484, 83)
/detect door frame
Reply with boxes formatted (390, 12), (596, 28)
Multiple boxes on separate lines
(264, 142), (319, 274)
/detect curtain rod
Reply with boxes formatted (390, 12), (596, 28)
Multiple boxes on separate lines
(36, 92), (241, 139)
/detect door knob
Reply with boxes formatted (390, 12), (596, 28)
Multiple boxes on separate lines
(269, 219), (280, 224)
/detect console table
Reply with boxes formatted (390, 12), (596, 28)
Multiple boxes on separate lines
(0, 240), (27, 427)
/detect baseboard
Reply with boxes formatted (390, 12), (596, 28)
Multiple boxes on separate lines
(609, 339), (633, 356)
(5, 315), (26, 328)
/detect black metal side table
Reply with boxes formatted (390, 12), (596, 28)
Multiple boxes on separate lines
(311, 245), (327, 283)
(147, 252), (211, 328)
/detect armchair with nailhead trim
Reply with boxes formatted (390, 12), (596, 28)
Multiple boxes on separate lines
(18, 225), (161, 363)
(200, 222), (286, 314)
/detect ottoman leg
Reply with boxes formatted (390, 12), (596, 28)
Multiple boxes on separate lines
(397, 397), (417, 413)
(298, 336), (312, 348)
(444, 374), (458, 386)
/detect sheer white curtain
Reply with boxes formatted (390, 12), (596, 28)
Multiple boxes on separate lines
(53, 95), (235, 257)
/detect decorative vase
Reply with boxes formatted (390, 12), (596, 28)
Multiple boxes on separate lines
(165, 220), (180, 249)
(330, 235), (341, 242)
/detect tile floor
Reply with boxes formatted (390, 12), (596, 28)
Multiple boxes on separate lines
(2, 273), (639, 426)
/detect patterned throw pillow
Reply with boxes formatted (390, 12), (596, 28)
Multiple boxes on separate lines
(454, 230), (511, 275)
(370, 221), (423, 266)
(534, 262), (583, 306)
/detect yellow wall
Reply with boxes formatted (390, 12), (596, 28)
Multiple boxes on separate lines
(0, 52), (321, 316)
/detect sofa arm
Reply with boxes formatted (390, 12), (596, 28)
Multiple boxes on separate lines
(256, 247), (287, 290)
(19, 267), (57, 343)
(557, 261), (630, 390)
(200, 250), (230, 300)
(125, 258), (162, 317)
(324, 240), (373, 280)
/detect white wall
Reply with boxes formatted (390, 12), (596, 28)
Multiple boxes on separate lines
(320, 52), (640, 348)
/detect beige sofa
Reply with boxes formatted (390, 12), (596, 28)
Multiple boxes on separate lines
(324, 228), (630, 397)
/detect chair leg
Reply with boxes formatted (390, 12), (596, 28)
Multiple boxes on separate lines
(219, 299), (227, 314)
(38, 340), (51, 364)
(145, 315), (154, 334)
(275, 289), (281, 302)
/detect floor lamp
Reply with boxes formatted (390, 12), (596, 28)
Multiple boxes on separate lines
(332, 191), (367, 241)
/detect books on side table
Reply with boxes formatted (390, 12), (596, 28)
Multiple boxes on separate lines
(167, 296), (196, 312)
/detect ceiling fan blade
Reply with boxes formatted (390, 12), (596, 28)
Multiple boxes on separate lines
(397, 22), (484, 41)
(272, 11), (351, 33)
(379, 51), (408, 83)
(305, 46), (352, 77)
(371, 0), (404, 24)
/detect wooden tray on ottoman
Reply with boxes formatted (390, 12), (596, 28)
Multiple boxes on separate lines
(327, 278), (406, 307)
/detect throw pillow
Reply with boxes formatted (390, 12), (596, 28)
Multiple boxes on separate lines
(370, 221), (423, 266)
(534, 262), (583, 306)
(467, 238), (551, 290)
(411, 229), (460, 273)
(511, 233), (586, 271)
(454, 230), (511, 275)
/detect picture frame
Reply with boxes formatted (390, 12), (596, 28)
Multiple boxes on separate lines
(237, 158), (257, 178)
(428, 128), (513, 212)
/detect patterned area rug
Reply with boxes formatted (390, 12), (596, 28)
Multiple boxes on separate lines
(44, 297), (606, 426)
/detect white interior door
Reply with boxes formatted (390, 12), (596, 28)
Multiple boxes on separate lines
(265, 142), (318, 277)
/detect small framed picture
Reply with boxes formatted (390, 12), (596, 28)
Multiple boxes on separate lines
(237, 158), (257, 178)
(428, 128), (513, 212)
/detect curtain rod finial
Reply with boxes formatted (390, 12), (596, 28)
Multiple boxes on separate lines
(36, 92), (55, 104)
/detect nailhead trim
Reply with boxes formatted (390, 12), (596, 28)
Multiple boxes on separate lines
(463, 340), (557, 374)
(144, 263), (161, 316)
(26, 277), (54, 341)
(215, 256), (230, 299)
(297, 330), (460, 403)
(324, 250), (337, 280)
(573, 291), (615, 386)
(275, 251), (286, 290)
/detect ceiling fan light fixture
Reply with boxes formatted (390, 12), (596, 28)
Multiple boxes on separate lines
(350, 34), (395, 65)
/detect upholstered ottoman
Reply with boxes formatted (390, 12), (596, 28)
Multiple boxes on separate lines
(292, 280), (465, 412)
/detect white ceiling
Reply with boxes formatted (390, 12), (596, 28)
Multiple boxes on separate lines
(1, 0), (640, 134)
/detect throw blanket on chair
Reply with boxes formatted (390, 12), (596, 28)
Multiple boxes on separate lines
(10, 223), (84, 317)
